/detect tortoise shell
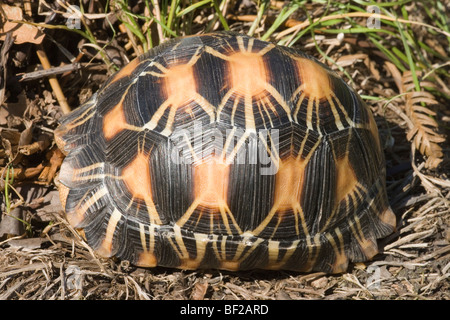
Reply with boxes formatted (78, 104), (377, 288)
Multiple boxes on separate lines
(55, 32), (396, 273)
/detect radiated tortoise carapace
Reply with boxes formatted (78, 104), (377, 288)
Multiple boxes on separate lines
(54, 32), (396, 273)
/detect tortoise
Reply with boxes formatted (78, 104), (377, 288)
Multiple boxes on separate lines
(54, 32), (396, 273)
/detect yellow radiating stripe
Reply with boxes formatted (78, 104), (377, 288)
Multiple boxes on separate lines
(325, 228), (348, 273)
(169, 224), (207, 269)
(314, 97), (321, 132)
(62, 104), (96, 131)
(263, 84), (292, 122)
(257, 43), (276, 56)
(251, 206), (277, 236)
(170, 224), (189, 258)
(143, 99), (171, 132)
(296, 129), (309, 161)
(294, 203), (308, 237)
(330, 92), (358, 128)
(225, 130), (250, 165)
(204, 46), (230, 60)
(247, 37), (254, 52)
(176, 198), (200, 229)
(291, 83), (304, 101)
(193, 92), (216, 121)
(349, 212), (379, 258)
(139, 223), (148, 253)
(327, 95), (345, 130)
(194, 232), (208, 264)
(210, 235), (226, 263)
(348, 214), (364, 244)
(221, 127), (236, 160)
(293, 92), (306, 122)
(305, 233), (322, 271)
(72, 162), (105, 182)
(230, 92), (240, 127)
(306, 96), (314, 131)
(255, 97), (271, 128)
(98, 208), (122, 257)
(220, 203), (243, 235)
(244, 93), (256, 132)
(257, 131), (280, 169)
(236, 36), (246, 52)
(220, 235), (227, 261)
(148, 224), (156, 253)
(267, 239), (300, 270)
(73, 162), (104, 174)
(137, 223), (158, 267)
(217, 88), (235, 122)
(70, 186), (108, 226)
(232, 234), (264, 264)
(267, 240), (279, 265)
(211, 233), (264, 270)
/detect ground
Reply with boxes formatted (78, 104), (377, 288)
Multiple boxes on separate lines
(0, 0), (448, 300)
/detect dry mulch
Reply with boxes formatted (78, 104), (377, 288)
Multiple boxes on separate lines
(0, 1), (449, 300)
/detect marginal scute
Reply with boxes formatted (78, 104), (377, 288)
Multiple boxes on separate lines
(97, 208), (122, 257)
(57, 180), (70, 211)
(266, 240), (298, 270)
(68, 186), (108, 228)
(357, 237), (379, 260)
(379, 207), (397, 230)
(326, 231), (349, 273)
(137, 251), (158, 267)
(54, 132), (67, 155)
(220, 260), (240, 271)
(332, 253), (349, 273)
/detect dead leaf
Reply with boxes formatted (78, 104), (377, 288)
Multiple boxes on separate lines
(0, 4), (45, 45)
(38, 146), (65, 184)
(0, 32), (14, 105)
(311, 277), (328, 289)
(18, 120), (33, 147)
(191, 281), (209, 300)
(364, 57), (380, 81)
(401, 71), (444, 169)
(384, 61), (402, 92)
(334, 53), (368, 68)
(7, 238), (47, 250)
